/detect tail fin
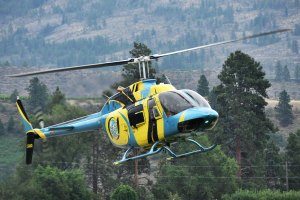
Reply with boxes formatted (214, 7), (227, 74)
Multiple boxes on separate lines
(16, 97), (39, 164)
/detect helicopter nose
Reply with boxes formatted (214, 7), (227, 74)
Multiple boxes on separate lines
(177, 107), (219, 133)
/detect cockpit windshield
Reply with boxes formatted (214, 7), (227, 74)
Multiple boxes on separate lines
(159, 91), (193, 116)
(181, 89), (211, 108)
(158, 90), (211, 117)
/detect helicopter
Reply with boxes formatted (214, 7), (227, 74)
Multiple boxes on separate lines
(8, 29), (290, 165)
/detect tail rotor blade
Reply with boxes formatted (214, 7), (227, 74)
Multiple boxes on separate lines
(34, 106), (44, 129)
(26, 132), (35, 164)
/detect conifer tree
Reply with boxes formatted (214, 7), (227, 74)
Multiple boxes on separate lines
(114, 42), (156, 88)
(283, 65), (290, 81)
(286, 130), (300, 190)
(0, 119), (5, 136)
(7, 116), (15, 133)
(275, 90), (294, 127)
(295, 64), (300, 82)
(26, 77), (49, 110)
(9, 89), (18, 103)
(291, 40), (299, 54)
(211, 51), (274, 182)
(48, 86), (66, 111)
(197, 74), (209, 96)
(275, 61), (282, 81)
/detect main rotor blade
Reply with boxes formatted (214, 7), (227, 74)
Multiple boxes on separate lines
(7, 58), (133, 77)
(152, 29), (291, 58)
(6, 28), (291, 77)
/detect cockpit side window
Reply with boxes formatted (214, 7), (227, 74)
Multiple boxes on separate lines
(159, 91), (193, 117)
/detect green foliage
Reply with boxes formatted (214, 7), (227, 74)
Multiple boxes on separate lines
(291, 40), (299, 54)
(0, 135), (23, 174)
(0, 119), (5, 136)
(283, 65), (291, 81)
(295, 64), (300, 82)
(113, 42), (156, 88)
(222, 189), (300, 200)
(26, 77), (49, 110)
(2, 165), (92, 200)
(294, 24), (300, 35)
(9, 89), (19, 103)
(48, 86), (66, 111)
(265, 141), (285, 189)
(275, 90), (294, 127)
(7, 116), (15, 133)
(275, 61), (283, 81)
(152, 135), (238, 200)
(110, 184), (138, 200)
(286, 130), (300, 190)
(197, 74), (209, 96)
(211, 51), (274, 186)
(33, 104), (90, 168)
(0, 61), (11, 67)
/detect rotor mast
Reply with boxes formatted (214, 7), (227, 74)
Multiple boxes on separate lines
(131, 56), (151, 80)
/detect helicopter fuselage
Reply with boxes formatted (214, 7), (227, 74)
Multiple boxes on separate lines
(101, 79), (219, 149)
(27, 79), (218, 152)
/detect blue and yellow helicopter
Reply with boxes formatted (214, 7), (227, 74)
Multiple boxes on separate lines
(8, 29), (289, 165)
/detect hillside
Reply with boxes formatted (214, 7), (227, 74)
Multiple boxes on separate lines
(0, 0), (300, 97)
(1, 0), (299, 68)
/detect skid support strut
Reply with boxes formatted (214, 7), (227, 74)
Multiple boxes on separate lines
(114, 139), (216, 165)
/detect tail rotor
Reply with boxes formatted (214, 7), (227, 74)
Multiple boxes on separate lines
(16, 97), (44, 164)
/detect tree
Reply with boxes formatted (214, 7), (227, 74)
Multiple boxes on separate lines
(197, 74), (209, 96)
(222, 189), (300, 200)
(9, 89), (19, 103)
(265, 141), (284, 189)
(48, 86), (66, 111)
(0, 119), (5, 135)
(7, 116), (15, 133)
(152, 135), (238, 200)
(286, 130), (300, 190)
(211, 51), (274, 182)
(110, 184), (138, 200)
(275, 90), (294, 127)
(291, 40), (298, 54)
(282, 65), (290, 81)
(294, 24), (300, 35)
(26, 77), (49, 110)
(114, 42), (156, 88)
(14, 165), (92, 200)
(295, 64), (300, 82)
(275, 61), (282, 81)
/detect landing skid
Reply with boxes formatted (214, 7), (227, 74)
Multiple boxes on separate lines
(113, 138), (217, 165)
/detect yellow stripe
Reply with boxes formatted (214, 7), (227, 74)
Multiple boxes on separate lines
(26, 144), (33, 148)
(16, 103), (31, 125)
(34, 129), (46, 139)
(179, 111), (186, 123)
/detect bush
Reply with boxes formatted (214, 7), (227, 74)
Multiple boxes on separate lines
(110, 184), (138, 200)
(222, 189), (300, 200)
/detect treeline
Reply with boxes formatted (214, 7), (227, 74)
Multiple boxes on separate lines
(274, 62), (300, 82)
(0, 30), (129, 67)
(2, 0), (298, 70)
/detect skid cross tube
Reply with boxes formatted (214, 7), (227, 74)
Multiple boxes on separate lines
(113, 141), (164, 165)
(164, 138), (217, 160)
